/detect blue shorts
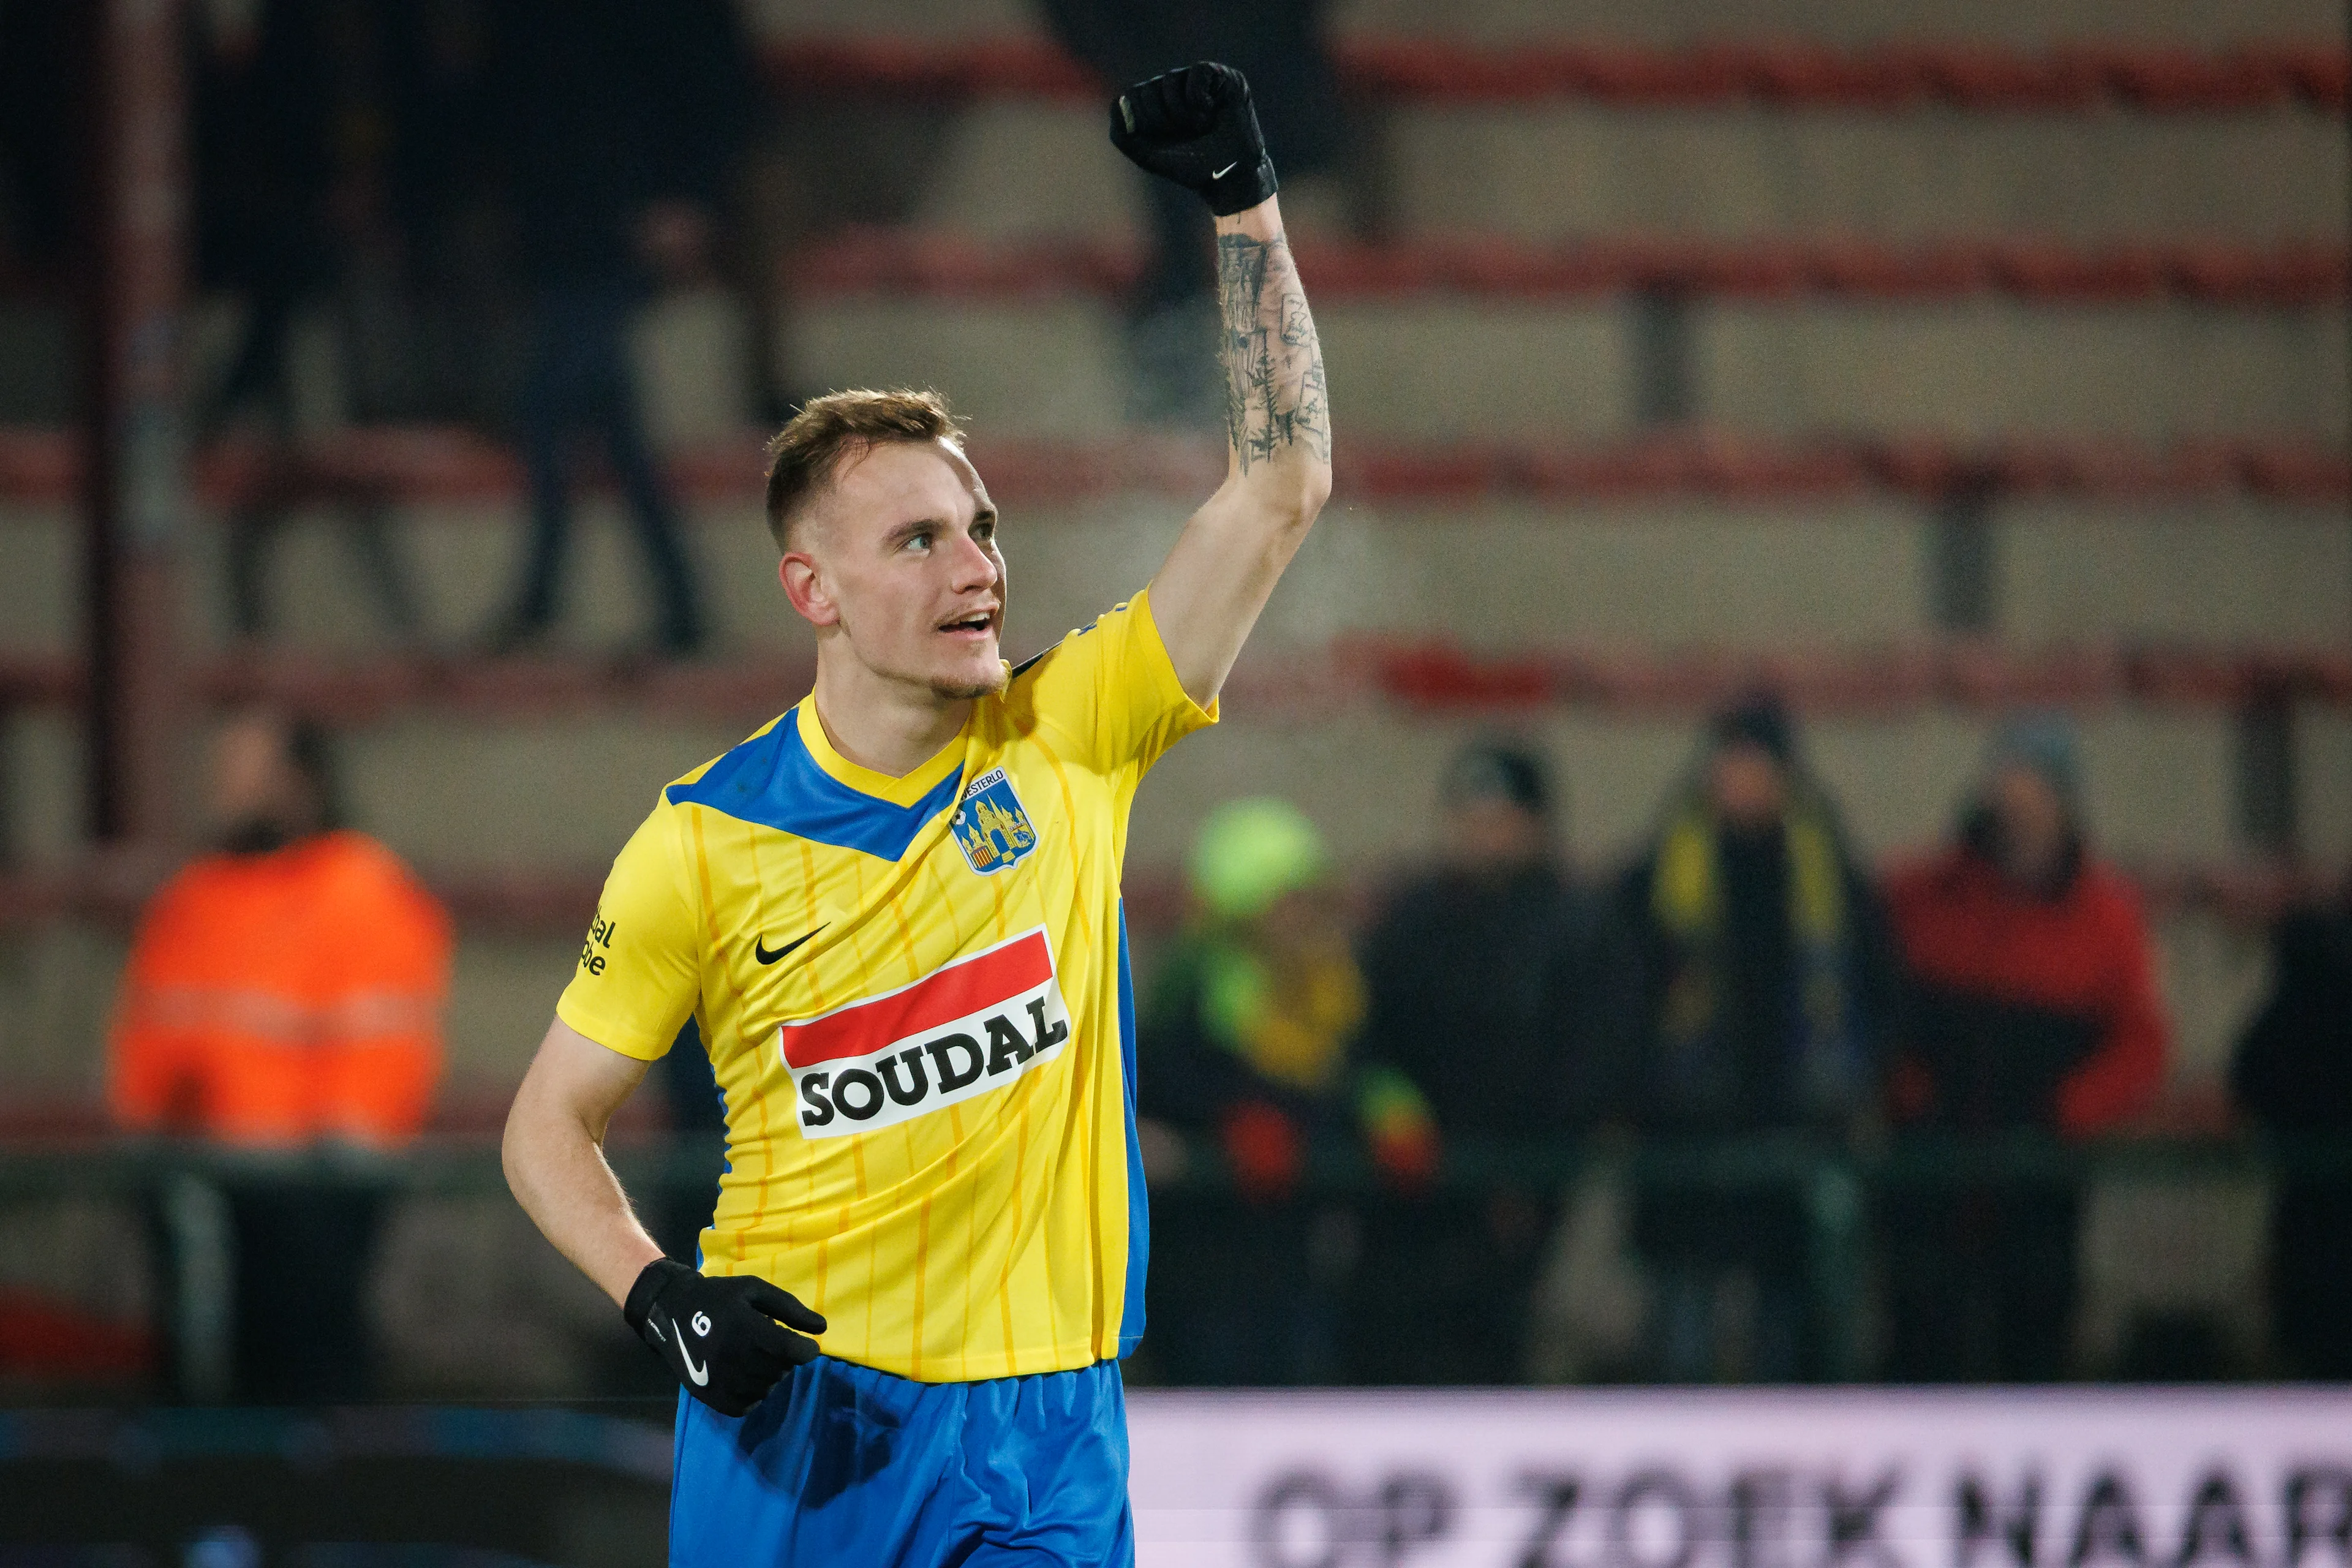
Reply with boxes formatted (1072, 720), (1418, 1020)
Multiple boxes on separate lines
(668, 1356), (1133, 1566)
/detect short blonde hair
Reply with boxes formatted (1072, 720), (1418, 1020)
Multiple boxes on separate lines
(763, 388), (966, 549)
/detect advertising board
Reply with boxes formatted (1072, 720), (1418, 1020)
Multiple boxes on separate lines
(1126, 1387), (2352, 1568)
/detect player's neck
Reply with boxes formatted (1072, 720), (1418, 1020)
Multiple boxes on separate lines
(809, 655), (971, 778)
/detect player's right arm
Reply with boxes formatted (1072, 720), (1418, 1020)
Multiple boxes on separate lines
(1107, 62), (1333, 711)
(502, 1016), (664, 1306)
(502, 794), (826, 1415)
(503, 1016), (823, 1414)
(1147, 193), (1329, 710)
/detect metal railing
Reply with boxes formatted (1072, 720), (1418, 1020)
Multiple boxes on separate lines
(3, 1131), (2345, 1389)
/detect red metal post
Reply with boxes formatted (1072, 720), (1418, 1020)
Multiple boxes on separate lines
(81, 0), (189, 846)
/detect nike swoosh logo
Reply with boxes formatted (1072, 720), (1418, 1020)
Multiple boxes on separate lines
(755, 926), (824, 966)
(676, 1327), (710, 1387)
(1212, 160), (1238, 179)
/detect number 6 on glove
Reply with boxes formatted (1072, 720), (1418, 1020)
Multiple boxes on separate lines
(624, 1257), (827, 1417)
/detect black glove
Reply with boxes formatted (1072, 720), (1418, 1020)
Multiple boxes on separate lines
(623, 1257), (826, 1417)
(1108, 61), (1278, 217)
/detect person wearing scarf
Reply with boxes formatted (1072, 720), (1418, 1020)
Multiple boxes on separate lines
(1607, 694), (1894, 1382)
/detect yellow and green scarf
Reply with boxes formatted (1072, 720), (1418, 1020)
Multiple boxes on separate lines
(1649, 788), (1864, 1120)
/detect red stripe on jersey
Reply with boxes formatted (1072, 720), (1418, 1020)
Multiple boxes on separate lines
(778, 929), (1056, 1068)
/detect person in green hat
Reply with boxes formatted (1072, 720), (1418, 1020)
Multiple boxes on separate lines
(1135, 798), (1435, 1384)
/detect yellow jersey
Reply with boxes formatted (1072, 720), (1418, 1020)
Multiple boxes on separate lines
(556, 591), (1215, 1382)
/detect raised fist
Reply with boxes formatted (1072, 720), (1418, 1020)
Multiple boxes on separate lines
(1108, 61), (1279, 217)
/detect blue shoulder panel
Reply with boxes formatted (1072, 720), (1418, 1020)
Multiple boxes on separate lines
(665, 720), (963, 862)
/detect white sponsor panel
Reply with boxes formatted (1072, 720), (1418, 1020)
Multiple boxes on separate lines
(782, 927), (1071, 1139)
(1126, 1387), (2352, 1568)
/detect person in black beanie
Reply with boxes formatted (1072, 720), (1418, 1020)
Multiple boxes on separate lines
(1606, 694), (1894, 1382)
(1349, 740), (1608, 1382)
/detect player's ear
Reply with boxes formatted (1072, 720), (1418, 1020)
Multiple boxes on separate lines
(779, 551), (838, 628)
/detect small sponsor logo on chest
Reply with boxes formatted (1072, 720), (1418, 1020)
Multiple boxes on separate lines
(951, 766), (1037, 875)
(781, 927), (1071, 1138)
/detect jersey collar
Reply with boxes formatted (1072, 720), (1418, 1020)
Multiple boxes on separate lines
(795, 697), (968, 807)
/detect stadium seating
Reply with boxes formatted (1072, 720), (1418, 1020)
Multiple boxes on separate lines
(0, 1), (2344, 1138)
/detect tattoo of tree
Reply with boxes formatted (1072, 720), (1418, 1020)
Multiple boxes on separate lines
(1215, 232), (1330, 473)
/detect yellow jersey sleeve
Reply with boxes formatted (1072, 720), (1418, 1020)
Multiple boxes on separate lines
(556, 800), (700, 1061)
(1017, 586), (1218, 775)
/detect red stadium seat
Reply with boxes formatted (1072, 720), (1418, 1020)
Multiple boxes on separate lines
(748, 36), (2352, 111)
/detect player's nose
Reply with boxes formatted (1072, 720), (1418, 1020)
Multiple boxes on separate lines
(944, 529), (1000, 594)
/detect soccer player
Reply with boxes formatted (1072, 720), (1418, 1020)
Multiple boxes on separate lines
(501, 63), (1329, 1564)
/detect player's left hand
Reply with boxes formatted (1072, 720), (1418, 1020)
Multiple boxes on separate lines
(624, 1257), (826, 1417)
(1107, 61), (1279, 217)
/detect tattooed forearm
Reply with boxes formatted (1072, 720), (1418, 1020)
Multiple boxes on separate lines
(1215, 232), (1330, 473)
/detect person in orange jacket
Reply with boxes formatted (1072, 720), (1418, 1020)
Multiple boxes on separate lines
(110, 706), (451, 1400)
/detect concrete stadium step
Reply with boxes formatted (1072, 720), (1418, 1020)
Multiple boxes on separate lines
(10, 638), (2348, 729)
(1322, 0), (2342, 48)
(790, 232), (2352, 307)
(743, 1), (2344, 53)
(911, 100), (2346, 244)
(777, 295), (2348, 443)
(1377, 107), (2348, 244)
(2, 485), (2347, 661)
(3, 484), (2347, 660)
(10, 428), (2343, 516)
(0, 697), (2321, 929)
(4, 658), (2342, 872)
(11, 635), (2348, 747)
(772, 295), (2347, 447)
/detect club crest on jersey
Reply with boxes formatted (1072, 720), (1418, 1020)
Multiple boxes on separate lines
(780, 927), (1071, 1139)
(951, 766), (1037, 875)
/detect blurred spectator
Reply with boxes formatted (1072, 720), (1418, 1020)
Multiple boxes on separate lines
(109, 708), (451, 1401)
(1607, 694), (1893, 1382)
(1348, 740), (1607, 1382)
(0, 2), (74, 289)
(1137, 799), (1431, 1384)
(1035, 0), (1352, 422)
(479, 0), (756, 658)
(192, 0), (426, 642)
(1879, 716), (2167, 1382)
(2230, 878), (2352, 1380)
